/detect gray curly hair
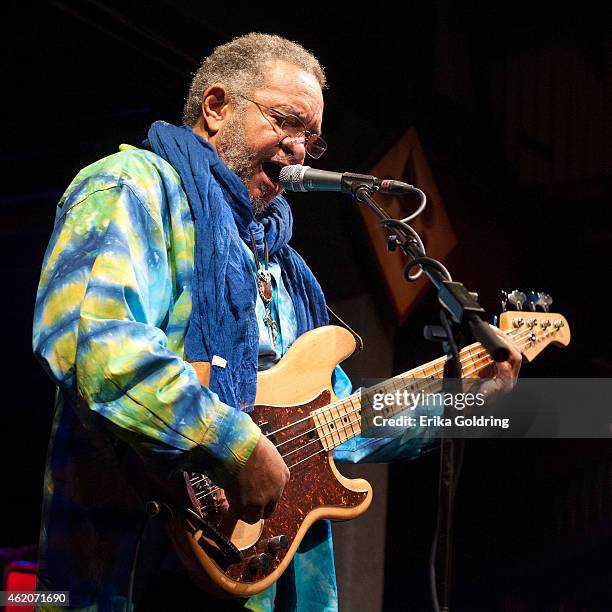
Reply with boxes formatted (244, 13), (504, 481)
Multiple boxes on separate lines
(182, 33), (326, 126)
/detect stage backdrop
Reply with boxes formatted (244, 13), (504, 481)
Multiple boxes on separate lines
(357, 128), (457, 323)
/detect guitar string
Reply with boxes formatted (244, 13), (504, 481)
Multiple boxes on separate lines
(266, 329), (532, 436)
(272, 325), (538, 452)
(202, 319), (564, 492)
(192, 327), (541, 501)
(265, 324), (538, 441)
(275, 328), (542, 462)
(193, 327), (547, 502)
(276, 350), (507, 461)
(192, 327), (540, 501)
(283, 331), (544, 471)
(195, 335), (522, 502)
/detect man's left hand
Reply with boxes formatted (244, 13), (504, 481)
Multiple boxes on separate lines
(478, 324), (523, 397)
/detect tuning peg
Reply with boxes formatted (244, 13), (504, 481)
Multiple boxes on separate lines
(500, 290), (508, 312)
(526, 291), (540, 311)
(536, 292), (553, 312)
(507, 290), (526, 311)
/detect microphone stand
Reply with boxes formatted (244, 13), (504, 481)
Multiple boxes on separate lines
(351, 184), (509, 612)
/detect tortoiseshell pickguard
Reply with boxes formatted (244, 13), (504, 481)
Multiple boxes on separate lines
(192, 390), (368, 584)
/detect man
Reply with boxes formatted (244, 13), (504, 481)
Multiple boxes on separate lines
(33, 33), (521, 610)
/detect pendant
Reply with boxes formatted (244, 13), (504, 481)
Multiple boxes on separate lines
(263, 310), (278, 347)
(257, 269), (273, 304)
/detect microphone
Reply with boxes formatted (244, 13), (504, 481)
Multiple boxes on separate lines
(278, 165), (417, 195)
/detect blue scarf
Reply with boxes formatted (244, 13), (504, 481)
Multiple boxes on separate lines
(147, 122), (328, 411)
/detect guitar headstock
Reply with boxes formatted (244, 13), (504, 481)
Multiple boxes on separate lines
(498, 289), (570, 361)
(498, 311), (571, 362)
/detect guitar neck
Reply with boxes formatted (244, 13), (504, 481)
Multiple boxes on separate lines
(312, 340), (492, 452)
(311, 310), (570, 452)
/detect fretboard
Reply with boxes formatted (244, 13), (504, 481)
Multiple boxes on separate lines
(311, 341), (492, 451)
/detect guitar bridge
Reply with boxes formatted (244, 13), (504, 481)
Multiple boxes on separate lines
(185, 472), (224, 514)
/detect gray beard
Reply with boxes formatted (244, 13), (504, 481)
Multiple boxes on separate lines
(216, 110), (273, 214)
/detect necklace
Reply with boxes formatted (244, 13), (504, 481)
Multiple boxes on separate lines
(248, 229), (278, 347)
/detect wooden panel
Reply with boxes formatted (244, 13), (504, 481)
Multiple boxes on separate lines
(493, 41), (612, 189)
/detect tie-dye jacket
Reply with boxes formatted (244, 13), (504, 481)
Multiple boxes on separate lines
(33, 145), (432, 611)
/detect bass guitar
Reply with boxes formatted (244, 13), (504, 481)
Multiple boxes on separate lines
(167, 309), (570, 597)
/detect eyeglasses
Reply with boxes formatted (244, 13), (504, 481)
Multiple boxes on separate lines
(237, 94), (327, 159)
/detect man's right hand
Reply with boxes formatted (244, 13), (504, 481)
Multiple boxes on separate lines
(224, 432), (290, 524)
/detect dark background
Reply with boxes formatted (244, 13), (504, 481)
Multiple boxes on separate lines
(2, 1), (611, 610)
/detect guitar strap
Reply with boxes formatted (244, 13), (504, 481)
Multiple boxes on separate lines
(326, 304), (364, 353)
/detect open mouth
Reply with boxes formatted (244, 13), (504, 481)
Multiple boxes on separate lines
(261, 161), (284, 186)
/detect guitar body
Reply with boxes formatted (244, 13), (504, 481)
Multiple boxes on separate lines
(169, 326), (373, 598)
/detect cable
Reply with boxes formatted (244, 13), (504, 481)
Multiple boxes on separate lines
(399, 185), (427, 223)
